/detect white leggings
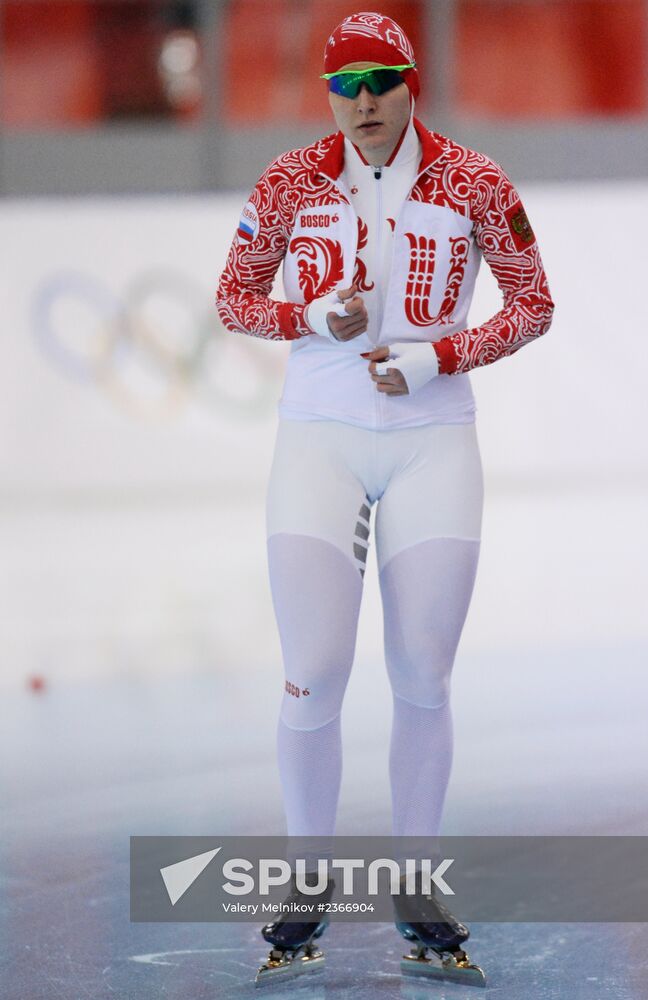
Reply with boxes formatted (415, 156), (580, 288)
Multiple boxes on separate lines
(266, 419), (483, 839)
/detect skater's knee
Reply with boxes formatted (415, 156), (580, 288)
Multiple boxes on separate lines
(386, 640), (453, 708)
(279, 699), (341, 732)
(278, 642), (352, 729)
(279, 671), (347, 730)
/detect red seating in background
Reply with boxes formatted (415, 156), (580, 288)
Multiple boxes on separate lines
(1, 0), (646, 127)
(456, 0), (647, 118)
(1, 0), (195, 127)
(1, 2), (101, 126)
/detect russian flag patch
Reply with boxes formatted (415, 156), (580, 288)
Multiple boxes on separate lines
(237, 201), (260, 245)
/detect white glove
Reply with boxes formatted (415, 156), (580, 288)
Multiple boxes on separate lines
(375, 342), (440, 395)
(305, 289), (352, 342)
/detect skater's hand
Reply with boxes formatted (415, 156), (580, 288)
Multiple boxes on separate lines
(363, 346), (409, 396)
(305, 285), (368, 342)
(327, 285), (368, 341)
(363, 342), (440, 396)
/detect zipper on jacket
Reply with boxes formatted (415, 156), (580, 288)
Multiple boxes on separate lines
(374, 165), (384, 333)
(374, 165), (384, 427)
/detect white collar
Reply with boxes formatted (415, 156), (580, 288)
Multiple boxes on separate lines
(343, 111), (420, 173)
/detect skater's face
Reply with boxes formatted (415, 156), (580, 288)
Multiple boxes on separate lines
(328, 62), (411, 165)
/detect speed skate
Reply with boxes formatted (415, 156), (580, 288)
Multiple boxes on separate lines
(394, 872), (486, 987)
(255, 936), (326, 987)
(254, 872), (334, 986)
(401, 939), (486, 987)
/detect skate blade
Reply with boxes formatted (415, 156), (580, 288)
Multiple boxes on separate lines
(401, 952), (486, 988)
(255, 950), (325, 987)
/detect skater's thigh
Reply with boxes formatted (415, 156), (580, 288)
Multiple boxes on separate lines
(374, 422), (483, 574)
(266, 421), (370, 727)
(266, 419), (372, 578)
(378, 536), (480, 705)
(374, 423), (483, 706)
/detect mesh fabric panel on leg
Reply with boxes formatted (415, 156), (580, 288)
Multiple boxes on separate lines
(379, 537), (480, 837)
(268, 532), (364, 837)
(276, 715), (341, 840)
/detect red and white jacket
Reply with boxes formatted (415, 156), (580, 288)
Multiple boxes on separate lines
(216, 118), (554, 429)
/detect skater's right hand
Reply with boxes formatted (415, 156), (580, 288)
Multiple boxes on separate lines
(326, 285), (368, 341)
(305, 285), (368, 342)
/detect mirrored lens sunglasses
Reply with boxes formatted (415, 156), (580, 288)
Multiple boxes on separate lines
(321, 63), (415, 99)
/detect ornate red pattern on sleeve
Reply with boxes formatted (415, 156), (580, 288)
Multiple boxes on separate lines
(411, 137), (554, 375)
(216, 136), (348, 342)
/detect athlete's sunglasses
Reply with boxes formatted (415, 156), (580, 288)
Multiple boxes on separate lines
(321, 63), (415, 99)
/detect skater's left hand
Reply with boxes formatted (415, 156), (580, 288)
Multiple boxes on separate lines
(363, 343), (440, 396)
(363, 346), (407, 395)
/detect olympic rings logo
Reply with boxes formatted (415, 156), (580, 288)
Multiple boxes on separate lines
(32, 271), (285, 422)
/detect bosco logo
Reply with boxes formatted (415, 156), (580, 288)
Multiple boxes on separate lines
(285, 681), (311, 698)
(300, 213), (340, 229)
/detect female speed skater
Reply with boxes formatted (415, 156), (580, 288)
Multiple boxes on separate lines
(216, 9), (554, 989)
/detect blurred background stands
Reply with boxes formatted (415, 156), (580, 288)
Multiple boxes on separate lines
(1, 0), (647, 195)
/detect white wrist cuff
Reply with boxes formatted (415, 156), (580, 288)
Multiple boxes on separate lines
(375, 342), (440, 394)
(305, 292), (349, 342)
